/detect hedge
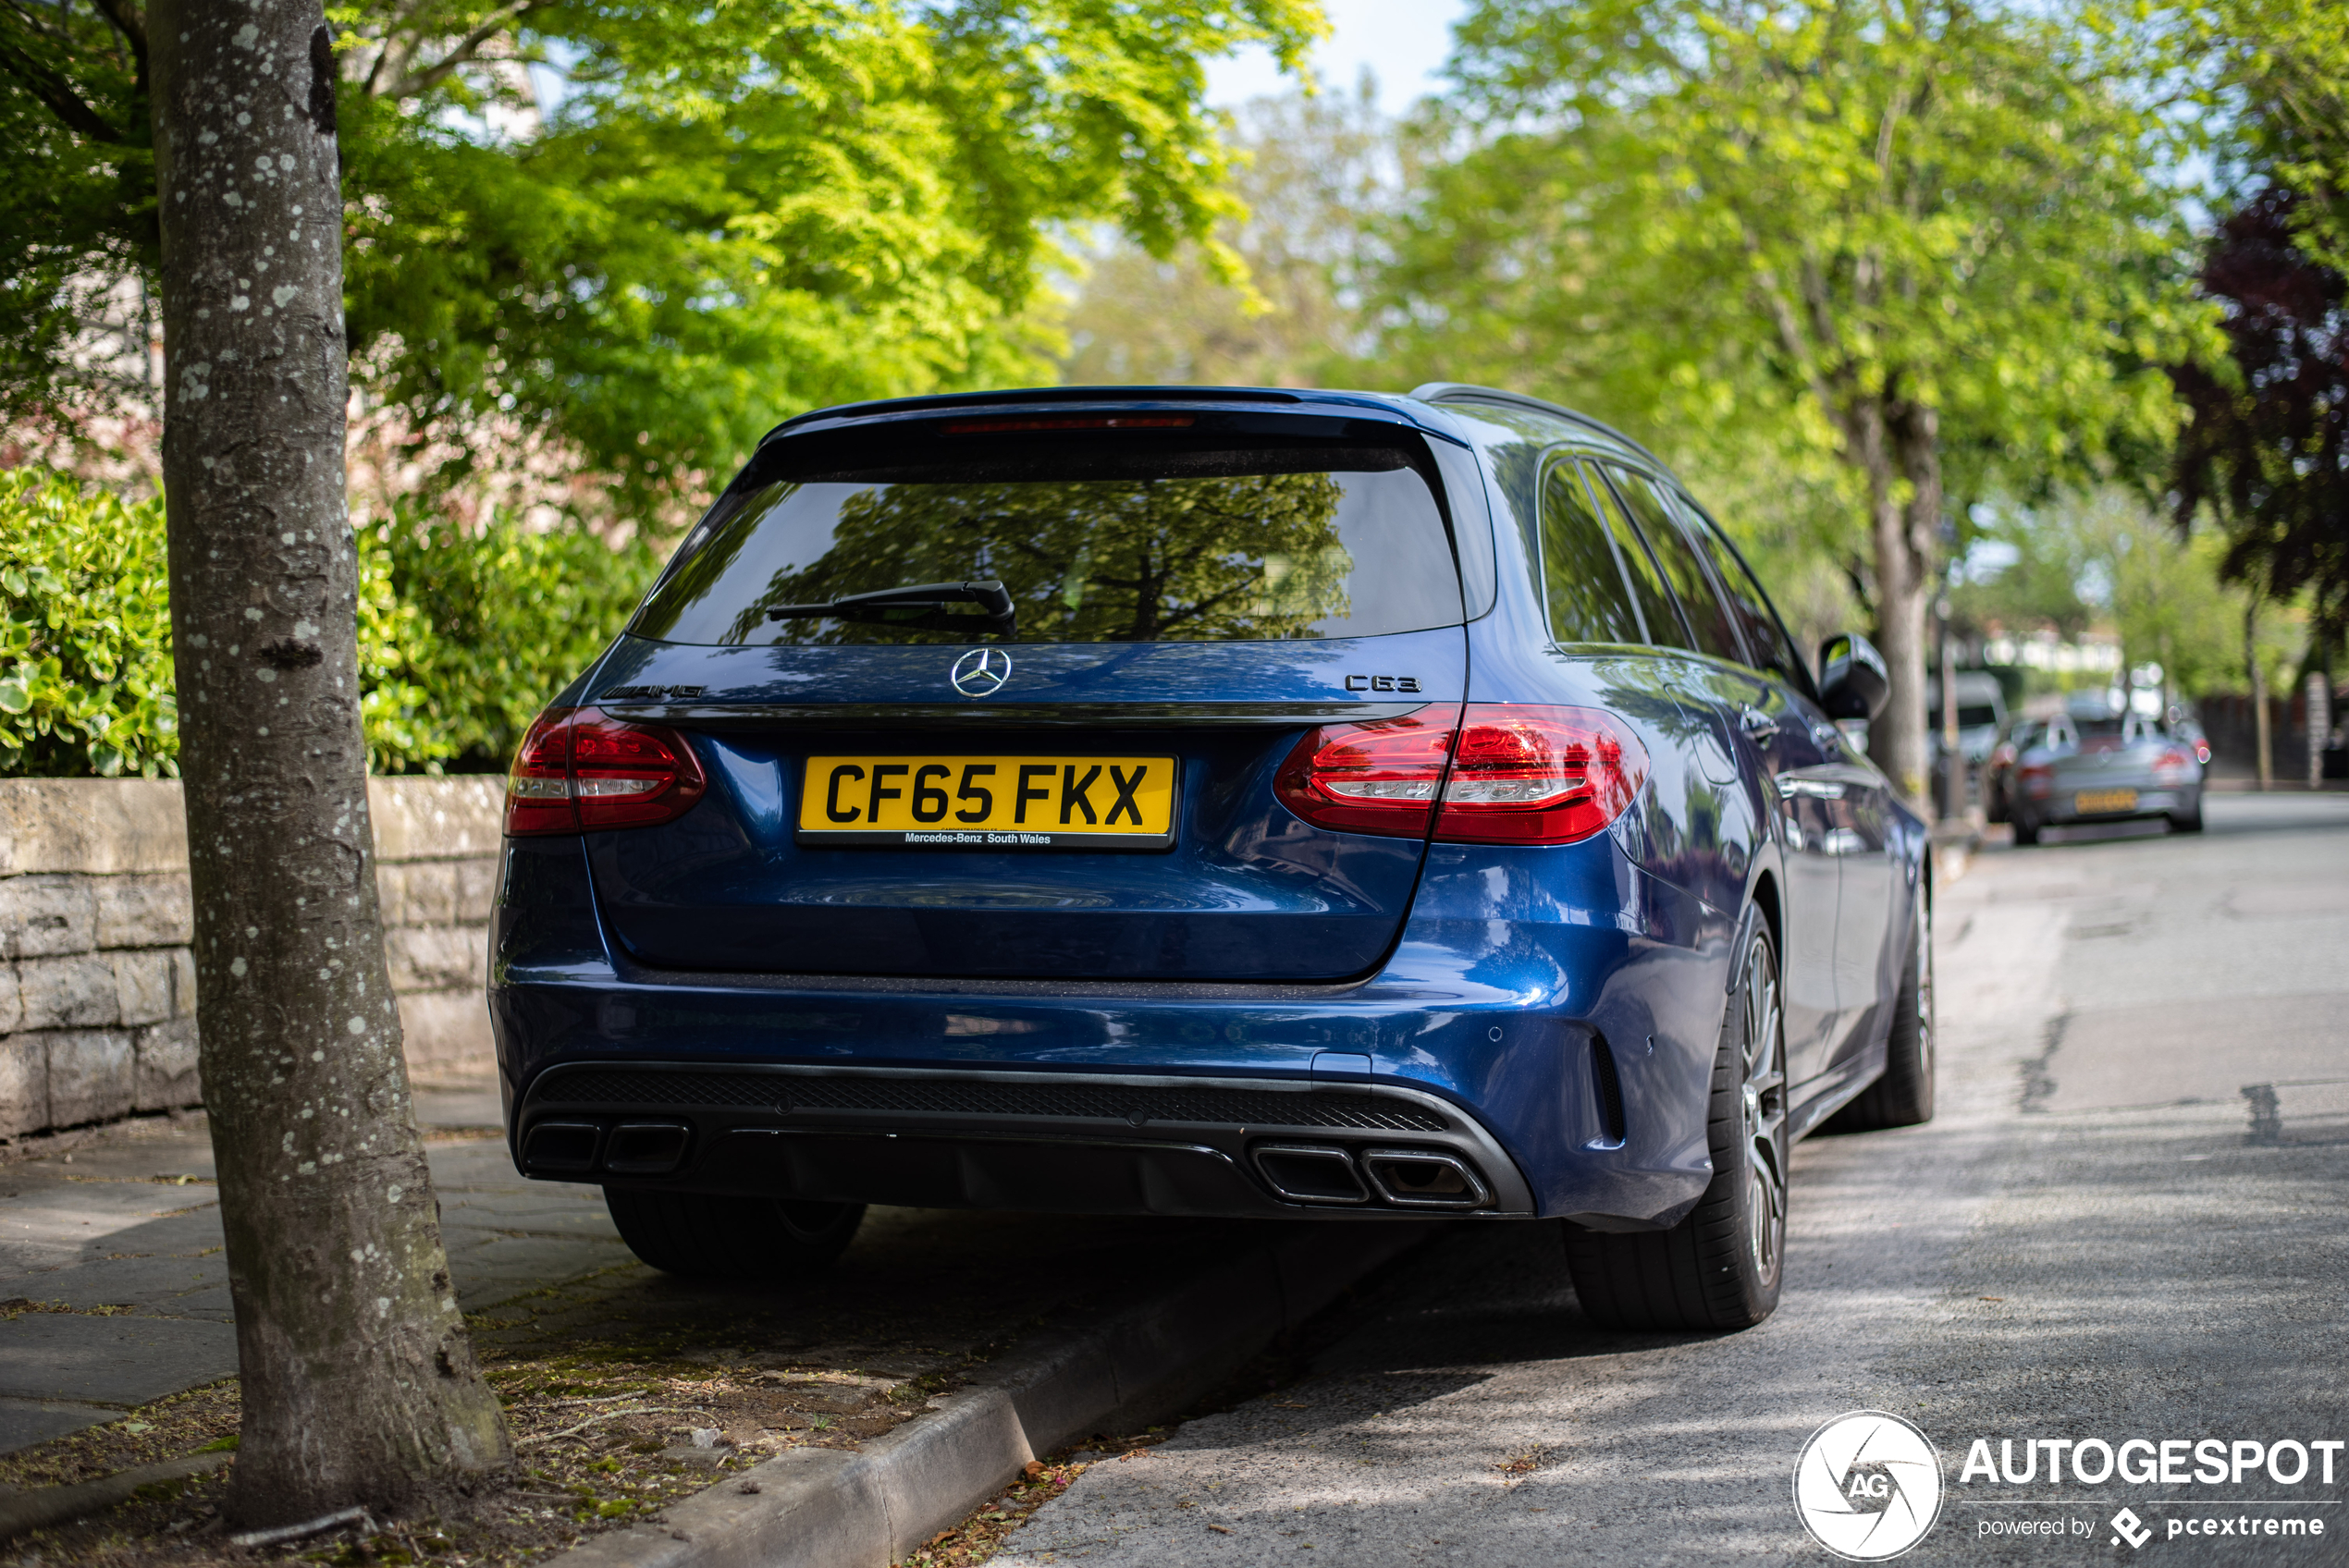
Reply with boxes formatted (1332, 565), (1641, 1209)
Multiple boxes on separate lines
(0, 469), (663, 776)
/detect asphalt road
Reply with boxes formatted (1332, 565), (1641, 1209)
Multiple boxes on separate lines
(999, 792), (2349, 1567)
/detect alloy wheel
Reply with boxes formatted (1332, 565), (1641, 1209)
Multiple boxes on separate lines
(1912, 902), (1936, 1087)
(1740, 932), (1789, 1291)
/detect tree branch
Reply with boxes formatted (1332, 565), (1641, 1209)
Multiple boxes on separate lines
(371, 0), (535, 100)
(0, 40), (130, 142)
(81, 0), (147, 94)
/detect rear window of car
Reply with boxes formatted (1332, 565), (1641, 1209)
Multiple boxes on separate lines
(1539, 461), (1647, 645)
(632, 443), (1464, 646)
(1958, 704), (1999, 729)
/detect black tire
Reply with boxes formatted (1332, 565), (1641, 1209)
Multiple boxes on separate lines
(2011, 813), (2040, 846)
(2171, 804), (2204, 833)
(603, 1188), (866, 1280)
(1563, 919), (1788, 1331)
(1827, 892), (1936, 1131)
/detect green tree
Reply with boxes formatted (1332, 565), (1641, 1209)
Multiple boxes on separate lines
(1378, 0), (2210, 797)
(4, 0), (1323, 500)
(1060, 81), (1389, 388)
(2164, 2), (2349, 656)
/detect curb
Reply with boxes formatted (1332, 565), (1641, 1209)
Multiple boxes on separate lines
(546, 1219), (1436, 1568)
(1930, 822), (1983, 883)
(0, 1449), (232, 1543)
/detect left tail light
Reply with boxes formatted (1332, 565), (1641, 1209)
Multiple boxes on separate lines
(1276, 704), (1648, 847)
(505, 706), (707, 835)
(2151, 745), (2195, 784)
(2020, 762), (2054, 798)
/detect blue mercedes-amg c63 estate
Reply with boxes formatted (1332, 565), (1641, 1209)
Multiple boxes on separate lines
(489, 383), (1932, 1330)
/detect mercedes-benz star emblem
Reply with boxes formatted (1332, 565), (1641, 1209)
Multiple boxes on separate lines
(950, 646), (1012, 698)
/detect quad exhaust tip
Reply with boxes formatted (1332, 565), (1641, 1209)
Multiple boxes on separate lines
(1253, 1144), (1371, 1205)
(522, 1119), (692, 1178)
(1251, 1143), (1492, 1210)
(1359, 1147), (1491, 1209)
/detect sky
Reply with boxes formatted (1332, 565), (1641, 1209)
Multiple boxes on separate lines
(1205, 0), (1471, 116)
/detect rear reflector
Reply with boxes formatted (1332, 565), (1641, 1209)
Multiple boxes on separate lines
(505, 706), (708, 835)
(1275, 704), (1648, 847)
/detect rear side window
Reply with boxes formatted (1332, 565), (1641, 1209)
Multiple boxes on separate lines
(1673, 495), (1808, 684)
(1582, 463), (1687, 650)
(1601, 467), (1745, 664)
(1539, 461), (1646, 645)
(633, 444), (1464, 646)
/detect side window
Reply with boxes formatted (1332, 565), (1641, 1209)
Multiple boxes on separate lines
(1580, 462), (1689, 650)
(1673, 494), (1810, 687)
(1540, 460), (1647, 645)
(1601, 467), (1745, 664)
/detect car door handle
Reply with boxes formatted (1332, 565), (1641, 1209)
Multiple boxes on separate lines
(1777, 776), (1847, 800)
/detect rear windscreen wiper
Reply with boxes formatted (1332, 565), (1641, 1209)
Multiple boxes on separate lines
(768, 580), (1016, 635)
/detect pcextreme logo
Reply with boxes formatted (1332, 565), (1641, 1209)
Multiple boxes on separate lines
(1794, 1411), (1946, 1561)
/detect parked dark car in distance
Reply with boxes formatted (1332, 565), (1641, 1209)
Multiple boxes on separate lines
(489, 384), (1935, 1332)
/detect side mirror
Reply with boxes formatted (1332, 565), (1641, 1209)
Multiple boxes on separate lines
(1818, 631), (1889, 721)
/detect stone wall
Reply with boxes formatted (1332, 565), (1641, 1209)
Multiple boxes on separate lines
(0, 777), (504, 1138)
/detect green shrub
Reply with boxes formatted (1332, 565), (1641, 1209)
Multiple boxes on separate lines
(366, 501), (665, 772)
(0, 470), (178, 777)
(0, 469), (665, 778)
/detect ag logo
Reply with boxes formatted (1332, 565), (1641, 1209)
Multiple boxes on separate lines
(1792, 1410), (1944, 1560)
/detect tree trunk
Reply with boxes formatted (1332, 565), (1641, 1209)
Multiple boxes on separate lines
(149, 0), (510, 1525)
(2248, 595), (2271, 790)
(1849, 397), (1937, 802)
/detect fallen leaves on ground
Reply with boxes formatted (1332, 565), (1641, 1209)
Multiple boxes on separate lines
(1494, 1443), (1548, 1484)
(894, 1458), (1089, 1567)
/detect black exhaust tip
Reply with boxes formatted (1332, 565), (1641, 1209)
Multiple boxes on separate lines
(1254, 1144), (1371, 1205)
(1359, 1147), (1491, 1209)
(603, 1121), (692, 1176)
(522, 1120), (603, 1174)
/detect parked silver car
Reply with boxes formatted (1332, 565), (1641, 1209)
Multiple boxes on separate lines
(2009, 712), (2205, 844)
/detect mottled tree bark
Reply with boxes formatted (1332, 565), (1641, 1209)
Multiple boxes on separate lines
(1877, 399), (1941, 804)
(1842, 395), (1938, 805)
(148, 0), (510, 1525)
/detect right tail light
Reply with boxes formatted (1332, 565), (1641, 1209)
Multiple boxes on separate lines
(1276, 704), (1649, 847)
(506, 706), (707, 835)
(2151, 746), (2195, 784)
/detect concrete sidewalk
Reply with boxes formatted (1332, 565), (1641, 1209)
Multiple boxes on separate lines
(1, 1088), (632, 1453)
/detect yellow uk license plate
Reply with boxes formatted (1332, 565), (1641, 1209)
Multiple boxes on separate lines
(797, 754), (1178, 850)
(2073, 788), (2138, 815)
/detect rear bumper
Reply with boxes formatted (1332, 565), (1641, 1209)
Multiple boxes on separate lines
(516, 1061), (1536, 1219)
(2028, 782), (2198, 823)
(490, 835), (1738, 1228)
